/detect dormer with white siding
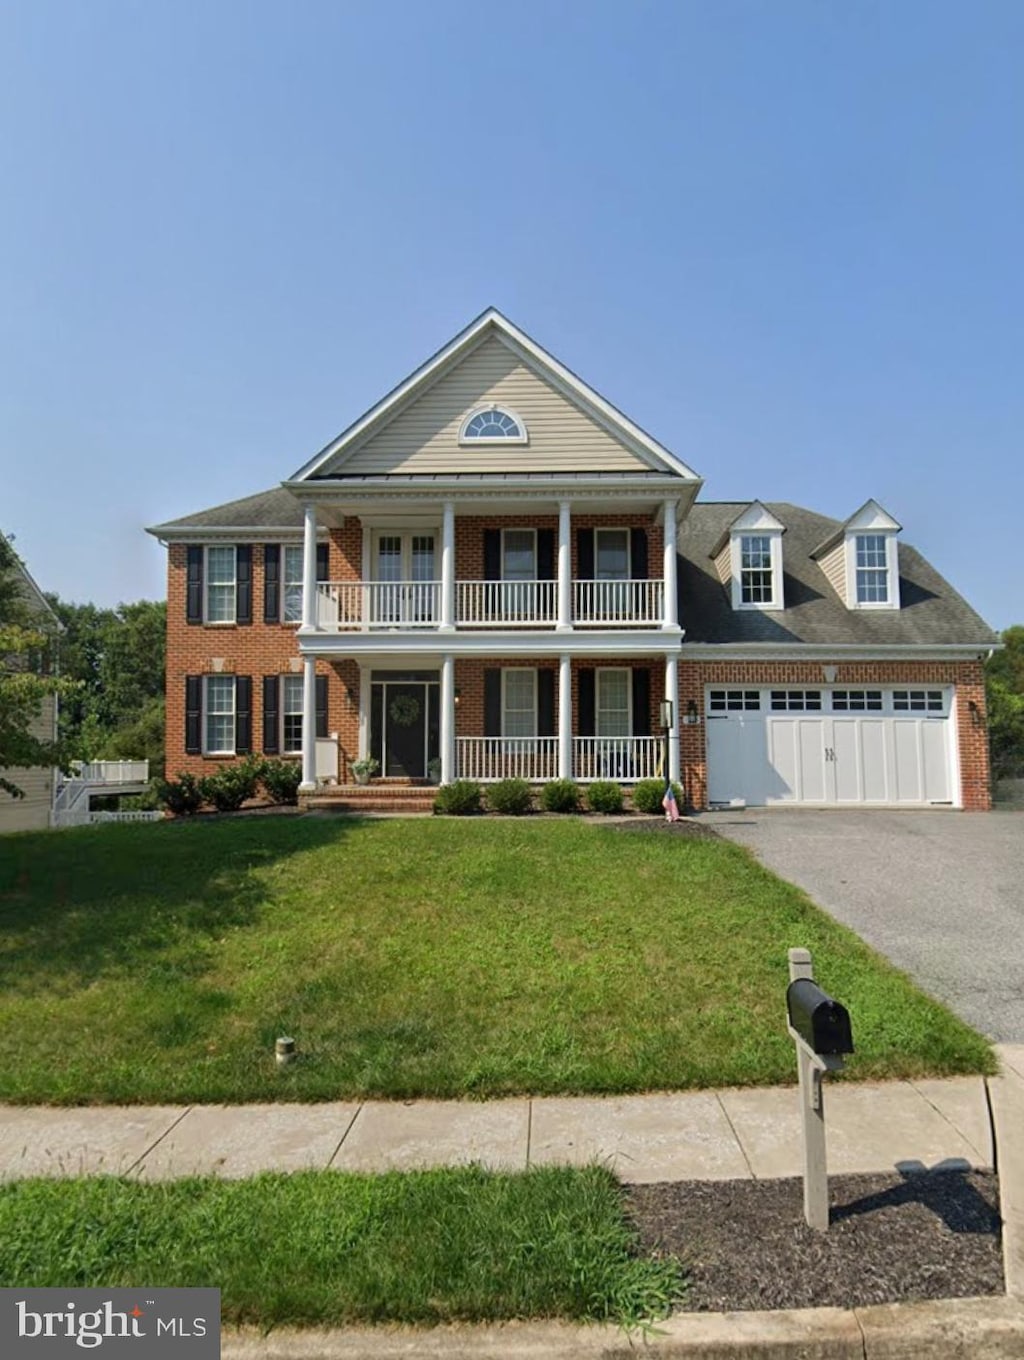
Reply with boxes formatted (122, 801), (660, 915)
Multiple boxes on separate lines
(709, 502), (786, 611)
(811, 499), (901, 610)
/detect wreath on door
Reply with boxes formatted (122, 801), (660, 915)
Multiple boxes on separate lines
(389, 694), (421, 727)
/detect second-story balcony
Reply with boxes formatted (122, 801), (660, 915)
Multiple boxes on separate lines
(315, 578), (666, 631)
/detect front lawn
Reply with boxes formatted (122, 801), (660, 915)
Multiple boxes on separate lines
(0, 1166), (682, 1325)
(0, 818), (992, 1103)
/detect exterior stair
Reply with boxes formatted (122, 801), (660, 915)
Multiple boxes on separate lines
(301, 782), (437, 815)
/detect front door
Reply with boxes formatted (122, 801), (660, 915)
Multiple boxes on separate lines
(370, 676), (440, 778)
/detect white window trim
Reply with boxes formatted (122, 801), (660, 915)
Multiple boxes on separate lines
(596, 667), (632, 736)
(280, 673), (304, 755)
(370, 529), (440, 582)
(501, 527), (538, 581)
(594, 527), (632, 581)
(845, 531), (900, 610)
(203, 675), (237, 756)
(203, 544), (237, 625)
(281, 543), (304, 626)
(730, 530), (784, 611)
(501, 667), (538, 738)
(459, 405), (529, 446)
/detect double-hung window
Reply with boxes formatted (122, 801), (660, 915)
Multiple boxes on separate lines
(596, 668), (631, 737)
(205, 546), (236, 623)
(740, 535), (774, 605)
(282, 546), (304, 623)
(502, 530), (536, 581)
(502, 669), (536, 738)
(281, 675), (304, 753)
(855, 535), (889, 603)
(204, 676), (236, 754)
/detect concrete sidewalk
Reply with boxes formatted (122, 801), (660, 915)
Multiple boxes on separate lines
(0, 1068), (1004, 1184)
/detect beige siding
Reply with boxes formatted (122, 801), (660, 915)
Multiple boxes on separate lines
(713, 541), (732, 585)
(818, 541), (847, 603)
(0, 694), (56, 834)
(332, 334), (654, 476)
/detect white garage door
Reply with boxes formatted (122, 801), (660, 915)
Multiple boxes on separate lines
(705, 686), (957, 808)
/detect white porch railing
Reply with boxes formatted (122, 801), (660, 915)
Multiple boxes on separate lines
(68, 760), (150, 785)
(317, 581), (441, 630)
(573, 736), (660, 782)
(456, 580), (557, 627)
(52, 759), (152, 822)
(455, 737), (558, 782)
(573, 580), (664, 626)
(53, 809), (163, 829)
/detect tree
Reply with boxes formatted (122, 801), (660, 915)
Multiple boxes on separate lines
(986, 627), (1024, 781)
(0, 533), (76, 798)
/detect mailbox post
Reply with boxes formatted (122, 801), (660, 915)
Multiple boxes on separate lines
(786, 947), (854, 1231)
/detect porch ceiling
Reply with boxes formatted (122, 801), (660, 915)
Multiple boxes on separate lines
(298, 628), (683, 662)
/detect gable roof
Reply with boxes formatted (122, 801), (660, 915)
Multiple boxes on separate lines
(288, 308), (701, 484)
(679, 502), (997, 649)
(811, 498), (902, 560)
(708, 500), (787, 559)
(2, 540), (61, 627)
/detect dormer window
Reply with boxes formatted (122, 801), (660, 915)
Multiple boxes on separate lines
(811, 499), (901, 611)
(460, 406), (527, 445)
(855, 534), (890, 604)
(740, 535), (775, 604)
(710, 502), (786, 611)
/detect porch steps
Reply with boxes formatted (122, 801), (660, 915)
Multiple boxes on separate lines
(301, 784), (437, 815)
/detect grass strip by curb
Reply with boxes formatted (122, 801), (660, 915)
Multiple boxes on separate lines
(0, 1166), (684, 1327)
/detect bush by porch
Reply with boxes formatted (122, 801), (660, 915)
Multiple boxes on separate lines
(0, 818), (992, 1104)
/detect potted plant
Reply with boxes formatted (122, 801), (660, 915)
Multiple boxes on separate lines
(350, 756), (380, 786)
(427, 757), (443, 785)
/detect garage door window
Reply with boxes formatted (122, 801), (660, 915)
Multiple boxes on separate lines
(893, 689), (944, 712)
(708, 689), (761, 712)
(831, 689), (883, 712)
(770, 690), (821, 711)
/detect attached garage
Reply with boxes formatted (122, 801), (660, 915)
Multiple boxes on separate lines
(705, 686), (958, 808)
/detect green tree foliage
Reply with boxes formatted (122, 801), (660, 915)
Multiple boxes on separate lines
(0, 534), (76, 798)
(986, 627), (1024, 779)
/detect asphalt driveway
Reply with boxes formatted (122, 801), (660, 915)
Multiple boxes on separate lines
(702, 809), (1024, 1043)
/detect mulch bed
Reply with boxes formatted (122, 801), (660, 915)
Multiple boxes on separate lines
(601, 815), (720, 839)
(626, 1170), (1004, 1312)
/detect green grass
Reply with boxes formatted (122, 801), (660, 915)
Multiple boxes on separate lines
(0, 1166), (682, 1326)
(0, 817), (993, 1103)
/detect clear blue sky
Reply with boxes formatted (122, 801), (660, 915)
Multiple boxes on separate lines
(2, 0), (1020, 629)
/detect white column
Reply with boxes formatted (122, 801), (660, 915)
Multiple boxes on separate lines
(558, 653), (572, 778)
(441, 653), (455, 784)
(300, 656), (317, 791)
(662, 499), (679, 630)
(557, 499), (572, 631)
(302, 503), (318, 629)
(664, 654), (680, 784)
(440, 501), (455, 631)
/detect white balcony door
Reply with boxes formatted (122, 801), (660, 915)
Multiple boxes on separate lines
(372, 531), (436, 624)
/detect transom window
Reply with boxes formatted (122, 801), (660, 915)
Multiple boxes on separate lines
(502, 669), (536, 737)
(832, 689), (883, 712)
(596, 668), (631, 737)
(893, 689), (944, 712)
(205, 546), (236, 623)
(282, 545), (303, 623)
(770, 690), (822, 711)
(708, 689), (761, 712)
(461, 406), (526, 442)
(281, 674), (304, 753)
(204, 675), (236, 754)
(740, 535), (774, 605)
(855, 535), (889, 603)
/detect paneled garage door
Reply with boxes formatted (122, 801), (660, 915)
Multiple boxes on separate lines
(705, 686), (957, 807)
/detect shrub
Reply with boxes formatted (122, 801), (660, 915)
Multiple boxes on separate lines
(586, 781), (624, 815)
(157, 772), (204, 816)
(198, 758), (263, 812)
(433, 780), (483, 816)
(632, 779), (684, 815)
(485, 778), (533, 815)
(540, 779), (580, 813)
(261, 759), (303, 805)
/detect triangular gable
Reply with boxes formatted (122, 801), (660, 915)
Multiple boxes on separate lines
(708, 501), (786, 559)
(290, 308), (700, 482)
(811, 498), (901, 559)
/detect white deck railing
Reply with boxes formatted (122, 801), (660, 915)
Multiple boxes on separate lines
(455, 737), (558, 782)
(317, 581), (441, 630)
(456, 580), (557, 627)
(573, 580), (664, 626)
(68, 760), (150, 785)
(573, 737), (660, 782)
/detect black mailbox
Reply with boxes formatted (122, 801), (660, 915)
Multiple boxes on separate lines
(786, 979), (854, 1056)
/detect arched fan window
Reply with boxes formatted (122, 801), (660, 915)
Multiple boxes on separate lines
(459, 406), (527, 444)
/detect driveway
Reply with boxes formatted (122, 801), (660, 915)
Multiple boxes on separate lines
(702, 809), (1024, 1042)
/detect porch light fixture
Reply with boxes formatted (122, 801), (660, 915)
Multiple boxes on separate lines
(659, 699), (674, 731)
(684, 699), (700, 726)
(968, 699), (984, 728)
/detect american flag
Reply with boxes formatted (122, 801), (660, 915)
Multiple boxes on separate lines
(662, 781), (680, 823)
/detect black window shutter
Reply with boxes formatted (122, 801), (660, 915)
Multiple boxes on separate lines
(537, 529), (555, 580)
(315, 675), (328, 738)
(263, 546), (281, 623)
(484, 669), (502, 737)
(185, 676), (202, 754)
(538, 669), (555, 737)
(316, 543), (329, 583)
(235, 676), (253, 753)
(578, 669), (595, 737)
(632, 668), (651, 737)
(262, 675), (280, 754)
(577, 528), (594, 580)
(630, 528), (648, 580)
(483, 529), (501, 581)
(186, 547), (203, 624)
(236, 545), (252, 625)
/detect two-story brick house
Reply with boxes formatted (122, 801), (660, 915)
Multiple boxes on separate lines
(149, 309), (997, 811)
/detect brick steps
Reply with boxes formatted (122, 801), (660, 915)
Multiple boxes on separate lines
(301, 783), (437, 815)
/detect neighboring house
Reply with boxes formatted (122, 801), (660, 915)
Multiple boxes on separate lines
(0, 554), (60, 833)
(148, 308), (997, 811)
